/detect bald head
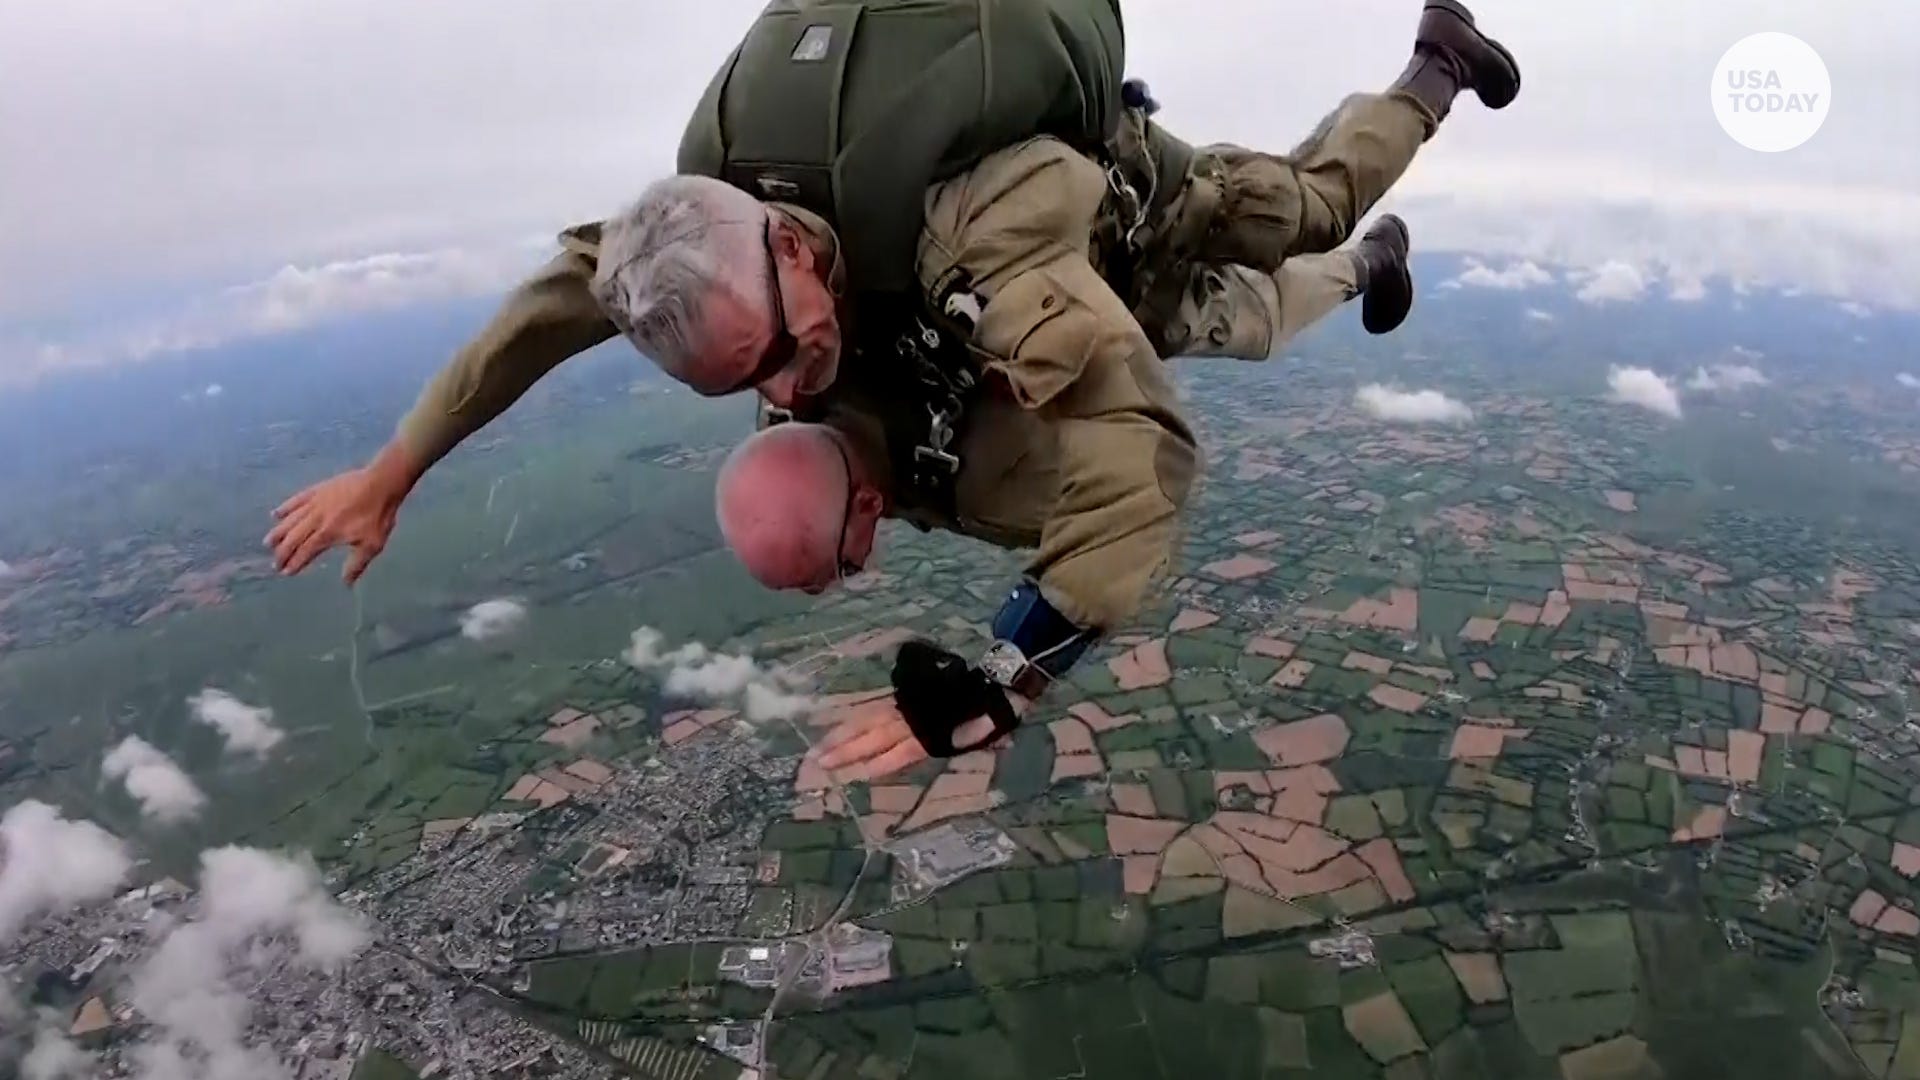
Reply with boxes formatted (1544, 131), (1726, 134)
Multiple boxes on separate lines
(717, 423), (882, 593)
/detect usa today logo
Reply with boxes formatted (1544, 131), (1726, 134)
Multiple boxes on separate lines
(1712, 32), (1830, 152)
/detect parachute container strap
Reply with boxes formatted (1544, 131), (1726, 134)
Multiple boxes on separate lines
(1128, 153), (1222, 341)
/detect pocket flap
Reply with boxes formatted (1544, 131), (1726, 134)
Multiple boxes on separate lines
(972, 267), (1087, 409)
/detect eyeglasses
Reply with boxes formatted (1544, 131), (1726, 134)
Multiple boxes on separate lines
(829, 436), (862, 581)
(716, 216), (801, 396)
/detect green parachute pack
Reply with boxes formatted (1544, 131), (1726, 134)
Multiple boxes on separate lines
(678, 0), (1127, 298)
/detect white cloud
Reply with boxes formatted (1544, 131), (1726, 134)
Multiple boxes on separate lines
(6, 245), (544, 385)
(621, 627), (674, 669)
(1839, 300), (1873, 318)
(1898, 373), (1920, 389)
(7, 0), (1920, 384)
(1524, 308), (1555, 322)
(665, 652), (760, 700)
(186, 689), (283, 757)
(0, 801), (133, 942)
(0, 560), (13, 577)
(1354, 384), (1474, 424)
(238, 252), (517, 331)
(127, 847), (369, 1080)
(625, 627), (817, 724)
(20, 1025), (91, 1080)
(458, 597), (527, 642)
(1574, 260), (1648, 305)
(1389, 162), (1920, 312)
(1686, 364), (1770, 393)
(1667, 270), (1708, 302)
(1440, 258), (1553, 291)
(102, 737), (207, 825)
(195, 847), (369, 964)
(1608, 366), (1683, 418)
(742, 681), (816, 724)
(0, 0), (1912, 386)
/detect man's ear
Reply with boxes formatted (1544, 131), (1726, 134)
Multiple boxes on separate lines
(773, 216), (813, 269)
(853, 484), (886, 518)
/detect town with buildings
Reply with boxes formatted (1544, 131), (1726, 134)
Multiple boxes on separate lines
(8, 338), (1920, 1079)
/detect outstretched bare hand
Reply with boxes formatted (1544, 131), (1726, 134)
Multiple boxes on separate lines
(267, 467), (403, 584)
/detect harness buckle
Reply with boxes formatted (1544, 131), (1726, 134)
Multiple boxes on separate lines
(1105, 164), (1145, 250)
(915, 407), (962, 477)
(914, 444), (961, 474)
(943, 290), (982, 333)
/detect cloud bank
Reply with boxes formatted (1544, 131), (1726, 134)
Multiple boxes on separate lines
(102, 737), (208, 825)
(1686, 364), (1770, 393)
(624, 627), (816, 724)
(0, 801), (133, 942)
(7, 1), (1920, 388)
(20, 1024), (90, 1080)
(1440, 258), (1553, 291)
(1667, 271), (1708, 302)
(459, 597), (528, 642)
(1607, 366), (1683, 418)
(4, 244), (545, 389)
(1354, 384), (1474, 424)
(1573, 260), (1649, 306)
(187, 689), (284, 757)
(127, 847), (370, 1080)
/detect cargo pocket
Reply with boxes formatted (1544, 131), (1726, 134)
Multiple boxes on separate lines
(972, 266), (1090, 411)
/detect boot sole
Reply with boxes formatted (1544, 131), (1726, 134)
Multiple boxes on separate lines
(1369, 213), (1411, 258)
(1363, 269), (1413, 334)
(1422, 0), (1522, 109)
(1362, 215), (1413, 334)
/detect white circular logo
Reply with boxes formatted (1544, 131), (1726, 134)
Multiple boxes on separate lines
(1711, 32), (1830, 152)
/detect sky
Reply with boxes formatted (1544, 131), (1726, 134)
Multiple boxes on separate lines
(2, 0), (1916, 387)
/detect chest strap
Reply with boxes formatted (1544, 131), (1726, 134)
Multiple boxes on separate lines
(763, 275), (986, 523)
(899, 270), (986, 514)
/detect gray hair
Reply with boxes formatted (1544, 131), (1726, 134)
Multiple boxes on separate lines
(593, 174), (771, 382)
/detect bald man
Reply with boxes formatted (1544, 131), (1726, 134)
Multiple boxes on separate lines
(705, 208), (1393, 776)
(269, 1), (1520, 777)
(715, 423), (885, 596)
(720, 218), (1418, 603)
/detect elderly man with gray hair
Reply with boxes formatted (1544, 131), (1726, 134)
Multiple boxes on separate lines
(268, 0), (1519, 778)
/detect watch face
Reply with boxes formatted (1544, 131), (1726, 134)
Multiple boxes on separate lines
(980, 642), (1026, 686)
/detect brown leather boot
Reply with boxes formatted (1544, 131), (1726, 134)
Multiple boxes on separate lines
(1391, 0), (1521, 134)
(1351, 214), (1413, 334)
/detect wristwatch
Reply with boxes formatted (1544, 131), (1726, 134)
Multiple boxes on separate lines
(979, 640), (1049, 701)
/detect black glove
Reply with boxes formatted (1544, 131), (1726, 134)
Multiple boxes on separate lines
(891, 639), (1021, 758)
(1121, 78), (1160, 116)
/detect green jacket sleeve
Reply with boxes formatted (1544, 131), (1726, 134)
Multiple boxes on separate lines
(396, 229), (617, 467)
